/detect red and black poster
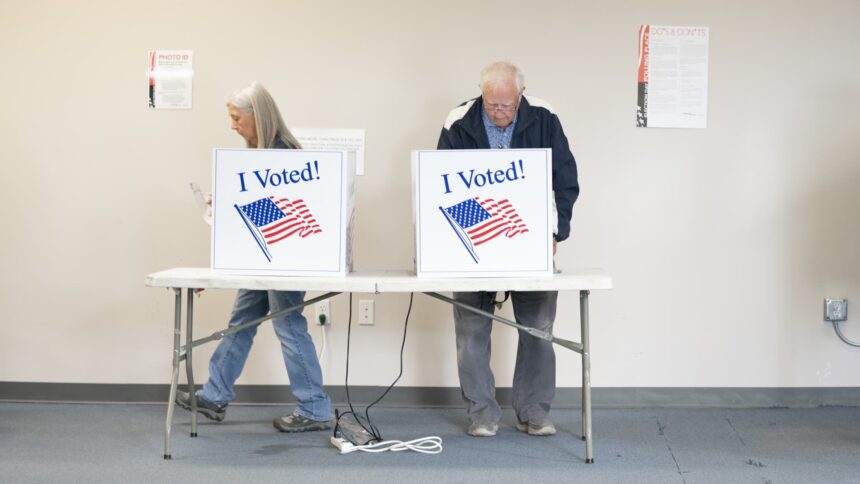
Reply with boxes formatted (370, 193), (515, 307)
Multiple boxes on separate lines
(636, 25), (709, 129)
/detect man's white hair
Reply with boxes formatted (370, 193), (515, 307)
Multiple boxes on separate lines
(479, 61), (525, 92)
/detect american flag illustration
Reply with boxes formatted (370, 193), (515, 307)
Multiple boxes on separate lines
(235, 196), (321, 262)
(440, 197), (528, 263)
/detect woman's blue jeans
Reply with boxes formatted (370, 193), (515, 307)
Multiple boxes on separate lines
(199, 289), (331, 421)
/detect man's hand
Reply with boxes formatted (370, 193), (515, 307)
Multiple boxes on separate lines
(553, 238), (557, 255)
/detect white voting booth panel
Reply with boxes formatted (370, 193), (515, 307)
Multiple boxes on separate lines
(211, 149), (354, 276)
(413, 149), (553, 278)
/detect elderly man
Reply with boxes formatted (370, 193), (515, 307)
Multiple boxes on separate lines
(437, 61), (579, 437)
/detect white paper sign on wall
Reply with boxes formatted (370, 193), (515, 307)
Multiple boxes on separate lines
(413, 149), (553, 278)
(211, 149), (354, 276)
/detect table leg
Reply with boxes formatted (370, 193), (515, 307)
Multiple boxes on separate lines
(185, 289), (197, 437)
(580, 290), (593, 464)
(164, 288), (182, 460)
(159, 289), (341, 459)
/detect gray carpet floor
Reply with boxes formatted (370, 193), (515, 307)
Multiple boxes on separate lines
(1, 402), (859, 483)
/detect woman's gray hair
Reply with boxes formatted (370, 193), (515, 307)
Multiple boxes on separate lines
(479, 61), (525, 92)
(227, 82), (302, 149)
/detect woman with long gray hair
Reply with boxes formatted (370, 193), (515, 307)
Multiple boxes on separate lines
(176, 82), (332, 433)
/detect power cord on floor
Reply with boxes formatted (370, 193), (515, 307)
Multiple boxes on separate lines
(332, 293), (440, 454)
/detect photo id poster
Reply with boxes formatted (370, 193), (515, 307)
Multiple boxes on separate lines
(211, 149), (354, 276)
(147, 50), (193, 109)
(413, 149), (553, 278)
(637, 25), (709, 129)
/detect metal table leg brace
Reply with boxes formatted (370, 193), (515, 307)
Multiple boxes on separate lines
(423, 290), (594, 464)
(162, 289), (341, 459)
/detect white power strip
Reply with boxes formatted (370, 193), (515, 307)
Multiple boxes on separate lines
(330, 435), (442, 455)
(330, 436), (356, 453)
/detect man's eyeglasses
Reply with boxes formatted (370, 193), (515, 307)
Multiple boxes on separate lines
(483, 102), (518, 113)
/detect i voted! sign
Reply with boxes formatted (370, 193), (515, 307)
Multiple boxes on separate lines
(211, 149), (354, 276)
(413, 149), (553, 277)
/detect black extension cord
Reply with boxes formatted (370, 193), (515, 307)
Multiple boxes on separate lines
(333, 292), (415, 445)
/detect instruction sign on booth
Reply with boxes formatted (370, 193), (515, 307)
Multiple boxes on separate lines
(413, 149), (553, 278)
(211, 149), (354, 276)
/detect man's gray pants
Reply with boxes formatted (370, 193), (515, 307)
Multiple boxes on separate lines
(453, 290), (558, 426)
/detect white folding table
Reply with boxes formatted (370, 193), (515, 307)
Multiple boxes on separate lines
(146, 268), (612, 462)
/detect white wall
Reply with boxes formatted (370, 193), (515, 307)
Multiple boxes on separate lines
(1, 0), (858, 389)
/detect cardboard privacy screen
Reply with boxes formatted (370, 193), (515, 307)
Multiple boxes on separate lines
(211, 149), (354, 276)
(413, 149), (553, 278)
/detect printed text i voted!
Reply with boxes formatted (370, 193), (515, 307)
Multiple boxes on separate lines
(237, 161), (320, 192)
(440, 160), (525, 194)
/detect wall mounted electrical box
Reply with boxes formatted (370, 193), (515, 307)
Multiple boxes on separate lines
(824, 298), (848, 322)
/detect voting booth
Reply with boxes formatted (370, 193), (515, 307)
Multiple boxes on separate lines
(211, 149), (354, 276)
(413, 149), (553, 278)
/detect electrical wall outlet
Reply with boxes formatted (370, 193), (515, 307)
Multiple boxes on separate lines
(359, 300), (374, 325)
(315, 300), (331, 325)
(824, 298), (848, 322)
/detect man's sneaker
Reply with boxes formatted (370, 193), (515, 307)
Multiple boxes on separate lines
(516, 419), (556, 436)
(466, 422), (498, 437)
(272, 412), (332, 433)
(175, 391), (226, 422)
